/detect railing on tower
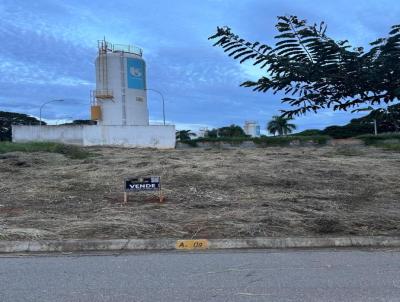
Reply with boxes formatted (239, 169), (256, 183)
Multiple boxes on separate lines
(97, 40), (143, 56)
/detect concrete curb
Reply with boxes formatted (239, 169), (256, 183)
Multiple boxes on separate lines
(1, 236), (400, 254)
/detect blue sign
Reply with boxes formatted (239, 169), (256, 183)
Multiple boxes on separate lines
(127, 58), (146, 90)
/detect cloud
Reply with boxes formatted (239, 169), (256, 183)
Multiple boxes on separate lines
(0, 0), (398, 131)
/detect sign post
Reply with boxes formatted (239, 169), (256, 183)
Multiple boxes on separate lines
(124, 176), (163, 203)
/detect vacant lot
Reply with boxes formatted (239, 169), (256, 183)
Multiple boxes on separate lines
(0, 145), (399, 240)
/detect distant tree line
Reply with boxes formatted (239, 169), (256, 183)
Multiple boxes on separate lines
(176, 124), (248, 141)
(176, 103), (400, 141)
(297, 103), (400, 138)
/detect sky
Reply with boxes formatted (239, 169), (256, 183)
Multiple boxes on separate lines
(0, 0), (399, 132)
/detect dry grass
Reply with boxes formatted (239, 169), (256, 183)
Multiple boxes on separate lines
(0, 145), (399, 240)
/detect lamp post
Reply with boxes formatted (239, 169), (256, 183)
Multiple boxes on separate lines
(146, 89), (165, 125)
(39, 99), (64, 136)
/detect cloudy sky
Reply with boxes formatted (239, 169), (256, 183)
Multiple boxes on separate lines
(0, 0), (399, 131)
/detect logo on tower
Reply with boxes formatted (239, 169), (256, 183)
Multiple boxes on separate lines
(127, 58), (146, 90)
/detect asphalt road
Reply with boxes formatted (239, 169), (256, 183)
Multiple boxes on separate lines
(1, 249), (400, 302)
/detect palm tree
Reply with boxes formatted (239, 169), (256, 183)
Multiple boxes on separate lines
(176, 130), (196, 141)
(267, 116), (296, 136)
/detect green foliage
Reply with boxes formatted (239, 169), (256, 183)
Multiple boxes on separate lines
(357, 133), (400, 144)
(204, 125), (247, 138)
(292, 103), (400, 139)
(209, 16), (400, 117)
(358, 133), (400, 152)
(196, 136), (251, 143)
(267, 116), (296, 136)
(322, 123), (374, 139)
(216, 124), (247, 137)
(0, 111), (44, 141)
(294, 129), (323, 136)
(253, 135), (329, 146)
(364, 104), (400, 132)
(181, 135), (329, 147)
(0, 142), (93, 159)
(176, 130), (196, 141)
(205, 129), (218, 138)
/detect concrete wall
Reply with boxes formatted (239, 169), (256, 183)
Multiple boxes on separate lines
(12, 125), (176, 149)
(12, 125), (85, 145)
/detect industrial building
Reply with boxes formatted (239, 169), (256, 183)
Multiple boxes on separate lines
(12, 40), (175, 149)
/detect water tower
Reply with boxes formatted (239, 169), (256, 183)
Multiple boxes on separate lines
(91, 39), (149, 126)
(13, 39), (176, 149)
(243, 121), (261, 137)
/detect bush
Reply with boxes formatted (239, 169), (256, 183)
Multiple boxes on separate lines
(357, 133), (400, 152)
(357, 133), (400, 144)
(254, 135), (329, 146)
(0, 142), (93, 159)
(181, 135), (330, 147)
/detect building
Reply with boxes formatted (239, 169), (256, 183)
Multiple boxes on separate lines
(13, 40), (175, 149)
(243, 121), (261, 137)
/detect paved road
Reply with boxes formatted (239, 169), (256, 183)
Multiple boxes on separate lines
(1, 249), (400, 302)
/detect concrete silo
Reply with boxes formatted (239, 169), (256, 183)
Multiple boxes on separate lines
(91, 40), (149, 126)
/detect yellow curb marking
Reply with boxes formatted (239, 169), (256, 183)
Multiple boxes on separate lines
(175, 239), (209, 250)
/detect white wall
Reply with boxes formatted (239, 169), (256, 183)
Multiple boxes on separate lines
(83, 125), (175, 148)
(12, 125), (176, 149)
(12, 125), (85, 145)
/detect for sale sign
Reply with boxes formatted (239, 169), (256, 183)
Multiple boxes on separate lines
(124, 176), (160, 192)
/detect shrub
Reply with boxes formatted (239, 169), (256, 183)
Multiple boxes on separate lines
(358, 133), (400, 152)
(254, 135), (329, 146)
(0, 142), (93, 159)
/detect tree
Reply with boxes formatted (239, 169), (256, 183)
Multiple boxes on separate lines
(209, 16), (400, 118)
(0, 111), (44, 141)
(205, 129), (218, 138)
(217, 124), (247, 137)
(176, 130), (196, 141)
(267, 116), (296, 136)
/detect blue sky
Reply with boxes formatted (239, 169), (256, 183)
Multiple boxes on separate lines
(0, 0), (399, 131)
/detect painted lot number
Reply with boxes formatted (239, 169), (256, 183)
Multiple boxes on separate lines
(175, 239), (209, 250)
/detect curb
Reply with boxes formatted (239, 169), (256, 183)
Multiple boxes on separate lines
(1, 236), (400, 254)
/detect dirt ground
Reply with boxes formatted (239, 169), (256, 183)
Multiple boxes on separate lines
(0, 145), (399, 240)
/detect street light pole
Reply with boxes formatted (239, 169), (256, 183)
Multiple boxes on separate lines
(39, 99), (64, 136)
(146, 89), (165, 125)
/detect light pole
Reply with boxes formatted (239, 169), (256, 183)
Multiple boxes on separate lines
(146, 89), (165, 125)
(39, 99), (64, 136)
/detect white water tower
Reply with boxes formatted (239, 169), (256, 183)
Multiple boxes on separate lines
(243, 121), (261, 137)
(91, 40), (149, 126)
